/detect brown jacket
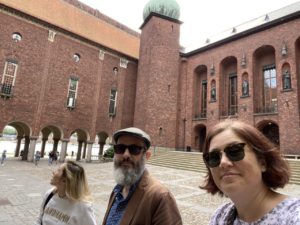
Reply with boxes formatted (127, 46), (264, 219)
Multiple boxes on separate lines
(102, 170), (182, 225)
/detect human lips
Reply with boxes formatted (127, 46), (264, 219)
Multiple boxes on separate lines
(221, 171), (239, 179)
(120, 160), (134, 167)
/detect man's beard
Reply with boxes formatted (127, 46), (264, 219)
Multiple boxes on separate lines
(113, 154), (146, 186)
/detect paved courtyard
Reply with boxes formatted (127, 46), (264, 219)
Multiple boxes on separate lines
(0, 158), (300, 225)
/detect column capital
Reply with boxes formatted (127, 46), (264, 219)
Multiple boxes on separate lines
(61, 138), (70, 142)
(30, 136), (38, 140)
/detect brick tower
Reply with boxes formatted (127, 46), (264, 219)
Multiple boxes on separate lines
(134, 0), (181, 148)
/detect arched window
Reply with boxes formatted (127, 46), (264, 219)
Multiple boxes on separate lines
(12, 32), (22, 42)
(282, 69), (291, 90)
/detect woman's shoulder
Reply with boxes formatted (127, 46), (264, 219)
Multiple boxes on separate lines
(75, 199), (93, 209)
(279, 197), (300, 213)
(209, 202), (234, 224)
(258, 197), (300, 224)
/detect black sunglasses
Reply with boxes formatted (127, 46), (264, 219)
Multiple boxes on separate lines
(113, 144), (145, 155)
(203, 143), (246, 168)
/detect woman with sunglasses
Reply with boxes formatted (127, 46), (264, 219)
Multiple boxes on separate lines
(201, 120), (300, 225)
(35, 160), (97, 225)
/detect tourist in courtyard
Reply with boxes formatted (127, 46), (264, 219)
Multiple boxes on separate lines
(34, 151), (41, 166)
(1, 149), (7, 165)
(35, 160), (97, 225)
(201, 120), (300, 224)
(48, 151), (55, 165)
(102, 127), (182, 225)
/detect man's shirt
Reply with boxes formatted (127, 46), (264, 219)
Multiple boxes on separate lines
(105, 181), (139, 225)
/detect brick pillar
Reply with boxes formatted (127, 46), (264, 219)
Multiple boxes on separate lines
(27, 136), (38, 162)
(59, 139), (69, 162)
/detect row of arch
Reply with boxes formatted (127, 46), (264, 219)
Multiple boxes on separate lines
(2, 121), (110, 162)
(193, 39), (299, 118)
(194, 120), (279, 152)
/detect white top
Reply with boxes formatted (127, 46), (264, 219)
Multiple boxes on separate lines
(35, 188), (97, 225)
(209, 197), (300, 225)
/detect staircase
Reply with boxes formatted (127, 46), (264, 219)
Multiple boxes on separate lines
(147, 150), (300, 185)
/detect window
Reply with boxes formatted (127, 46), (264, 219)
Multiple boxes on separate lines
(73, 53), (80, 62)
(113, 67), (118, 75)
(263, 65), (277, 113)
(200, 80), (207, 118)
(1, 61), (18, 97)
(228, 73), (238, 115)
(109, 89), (117, 116)
(67, 77), (78, 109)
(12, 32), (22, 42)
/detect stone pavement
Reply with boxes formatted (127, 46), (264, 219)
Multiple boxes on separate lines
(0, 158), (300, 225)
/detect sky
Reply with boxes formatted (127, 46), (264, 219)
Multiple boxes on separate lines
(80, 0), (299, 49)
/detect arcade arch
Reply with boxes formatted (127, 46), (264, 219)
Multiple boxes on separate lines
(69, 129), (89, 161)
(97, 131), (109, 156)
(3, 121), (31, 160)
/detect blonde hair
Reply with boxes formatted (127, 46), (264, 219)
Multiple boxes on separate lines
(61, 160), (91, 202)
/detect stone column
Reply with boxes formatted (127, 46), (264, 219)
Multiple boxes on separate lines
(52, 138), (59, 153)
(22, 136), (30, 161)
(82, 142), (87, 159)
(40, 138), (47, 157)
(76, 141), (83, 161)
(14, 136), (22, 157)
(85, 141), (93, 163)
(27, 136), (38, 162)
(99, 142), (105, 156)
(59, 139), (69, 162)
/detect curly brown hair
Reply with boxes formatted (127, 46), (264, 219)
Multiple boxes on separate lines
(200, 120), (290, 196)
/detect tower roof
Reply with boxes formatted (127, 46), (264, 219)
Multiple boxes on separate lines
(143, 0), (180, 20)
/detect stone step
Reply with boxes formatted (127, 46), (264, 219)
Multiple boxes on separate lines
(148, 151), (300, 185)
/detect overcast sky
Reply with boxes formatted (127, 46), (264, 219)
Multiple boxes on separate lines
(80, 0), (299, 48)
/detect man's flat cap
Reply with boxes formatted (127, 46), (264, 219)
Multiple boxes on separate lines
(113, 127), (151, 149)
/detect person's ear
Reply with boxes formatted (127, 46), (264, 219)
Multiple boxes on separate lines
(260, 159), (267, 172)
(145, 150), (151, 160)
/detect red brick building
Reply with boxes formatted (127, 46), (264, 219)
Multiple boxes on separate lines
(0, 0), (299, 161)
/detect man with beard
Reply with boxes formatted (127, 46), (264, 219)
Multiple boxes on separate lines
(102, 127), (182, 225)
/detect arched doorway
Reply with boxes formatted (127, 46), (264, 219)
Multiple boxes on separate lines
(257, 121), (279, 146)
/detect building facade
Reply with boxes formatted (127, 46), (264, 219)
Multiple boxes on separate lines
(0, 0), (299, 162)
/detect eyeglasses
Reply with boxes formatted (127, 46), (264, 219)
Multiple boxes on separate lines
(113, 144), (145, 155)
(203, 143), (246, 168)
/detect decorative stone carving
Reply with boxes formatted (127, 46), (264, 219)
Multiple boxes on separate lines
(99, 49), (105, 60)
(48, 30), (56, 42)
(120, 58), (128, 68)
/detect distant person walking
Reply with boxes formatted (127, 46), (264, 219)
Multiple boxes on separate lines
(34, 151), (41, 166)
(1, 150), (7, 165)
(48, 151), (54, 165)
(52, 151), (58, 164)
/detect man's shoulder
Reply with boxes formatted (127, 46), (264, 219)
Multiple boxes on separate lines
(140, 171), (171, 195)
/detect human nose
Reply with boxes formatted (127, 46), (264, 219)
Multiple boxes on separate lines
(219, 152), (233, 168)
(122, 148), (131, 158)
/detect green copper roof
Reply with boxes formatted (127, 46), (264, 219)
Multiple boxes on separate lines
(143, 0), (180, 20)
